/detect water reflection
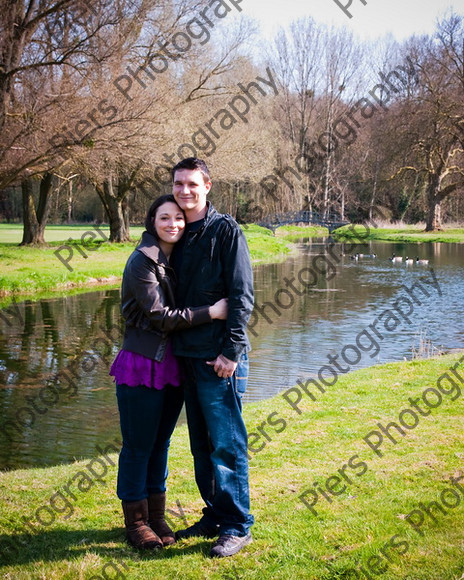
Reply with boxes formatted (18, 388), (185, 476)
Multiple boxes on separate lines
(0, 241), (463, 469)
(0, 291), (122, 470)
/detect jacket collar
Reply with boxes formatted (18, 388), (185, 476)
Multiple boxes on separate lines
(136, 231), (169, 266)
(204, 201), (217, 222)
(195, 201), (217, 235)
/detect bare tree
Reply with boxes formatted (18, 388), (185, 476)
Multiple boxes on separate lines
(388, 15), (464, 230)
(0, 0), (138, 243)
(78, 11), (257, 241)
(1, 0), (217, 243)
(267, 19), (365, 218)
(317, 26), (364, 218)
(267, 18), (323, 213)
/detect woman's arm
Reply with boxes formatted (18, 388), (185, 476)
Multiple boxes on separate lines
(123, 253), (226, 333)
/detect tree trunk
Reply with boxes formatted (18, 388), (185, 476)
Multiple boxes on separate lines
(37, 172), (53, 227)
(368, 158), (379, 222)
(340, 187), (345, 220)
(107, 196), (130, 242)
(20, 173), (54, 245)
(123, 195), (130, 233)
(425, 194), (442, 231)
(322, 109), (334, 220)
(96, 178), (131, 243)
(67, 180), (73, 223)
(425, 174), (442, 231)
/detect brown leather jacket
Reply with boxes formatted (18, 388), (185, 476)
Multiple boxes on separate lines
(121, 231), (211, 361)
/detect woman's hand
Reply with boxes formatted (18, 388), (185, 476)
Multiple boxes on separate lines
(209, 298), (228, 320)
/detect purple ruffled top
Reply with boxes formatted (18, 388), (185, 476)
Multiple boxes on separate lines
(109, 341), (182, 390)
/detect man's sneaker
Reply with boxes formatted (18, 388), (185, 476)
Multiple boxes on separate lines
(175, 521), (219, 540)
(210, 532), (252, 558)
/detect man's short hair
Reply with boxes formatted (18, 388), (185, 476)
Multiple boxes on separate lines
(172, 157), (211, 184)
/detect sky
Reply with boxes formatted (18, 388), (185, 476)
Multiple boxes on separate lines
(241, 0), (464, 41)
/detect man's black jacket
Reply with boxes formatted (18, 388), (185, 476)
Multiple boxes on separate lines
(172, 203), (254, 362)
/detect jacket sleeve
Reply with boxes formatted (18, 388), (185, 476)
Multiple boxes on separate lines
(219, 222), (254, 361)
(126, 253), (212, 333)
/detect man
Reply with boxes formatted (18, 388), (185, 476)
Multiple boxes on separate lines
(170, 157), (254, 558)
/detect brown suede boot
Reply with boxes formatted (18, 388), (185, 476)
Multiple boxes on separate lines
(147, 493), (176, 546)
(122, 499), (163, 550)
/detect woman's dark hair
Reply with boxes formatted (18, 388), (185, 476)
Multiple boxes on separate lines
(145, 194), (184, 238)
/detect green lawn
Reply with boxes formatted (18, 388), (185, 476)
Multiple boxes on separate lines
(0, 224), (146, 244)
(1, 353), (463, 578)
(0, 224), (293, 299)
(275, 225), (329, 241)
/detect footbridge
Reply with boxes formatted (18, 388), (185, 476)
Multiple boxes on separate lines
(257, 210), (349, 233)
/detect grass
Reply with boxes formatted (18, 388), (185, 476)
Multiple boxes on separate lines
(275, 225), (329, 242)
(333, 222), (464, 243)
(0, 224), (146, 245)
(1, 220), (463, 298)
(243, 224), (293, 262)
(1, 353), (463, 578)
(0, 224), (294, 298)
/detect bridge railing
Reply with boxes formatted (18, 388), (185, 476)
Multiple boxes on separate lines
(256, 210), (349, 232)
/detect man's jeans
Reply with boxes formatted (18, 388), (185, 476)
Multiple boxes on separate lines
(180, 353), (254, 536)
(116, 383), (184, 501)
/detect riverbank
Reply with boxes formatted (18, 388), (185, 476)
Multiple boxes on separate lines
(0, 224), (293, 299)
(1, 222), (463, 300)
(0, 353), (462, 579)
(333, 223), (464, 243)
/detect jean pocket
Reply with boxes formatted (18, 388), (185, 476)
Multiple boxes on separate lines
(233, 353), (249, 396)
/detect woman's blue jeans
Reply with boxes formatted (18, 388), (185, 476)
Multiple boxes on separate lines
(180, 353), (254, 536)
(116, 383), (184, 502)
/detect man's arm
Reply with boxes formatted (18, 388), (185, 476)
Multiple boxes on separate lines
(207, 221), (254, 377)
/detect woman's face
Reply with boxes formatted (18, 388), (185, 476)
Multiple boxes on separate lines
(154, 201), (185, 245)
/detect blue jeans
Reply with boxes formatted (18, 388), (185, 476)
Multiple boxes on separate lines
(116, 383), (184, 501)
(180, 353), (254, 536)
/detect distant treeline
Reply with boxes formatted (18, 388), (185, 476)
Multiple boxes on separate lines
(0, 2), (463, 243)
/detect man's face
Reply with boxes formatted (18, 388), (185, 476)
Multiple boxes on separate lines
(172, 169), (211, 216)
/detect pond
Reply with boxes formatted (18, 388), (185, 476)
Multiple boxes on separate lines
(0, 240), (463, 470)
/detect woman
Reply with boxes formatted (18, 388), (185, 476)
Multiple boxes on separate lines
(110, 194), (227, 550)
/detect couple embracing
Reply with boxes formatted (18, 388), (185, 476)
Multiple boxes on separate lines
(110, 157), (254, 558)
